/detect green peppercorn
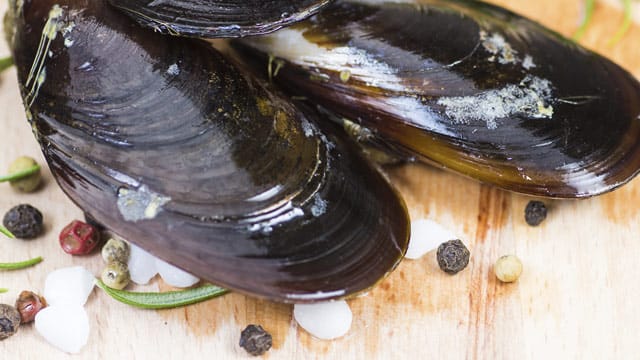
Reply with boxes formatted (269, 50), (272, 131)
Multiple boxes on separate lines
(239, 324), (272, 356)
(0, 304), (21, 340)
(101, 261), (131, 290)
(494, 255), (523, 283)
(102, 238), (130, 264)
(436, 239), (470, 274)
(2, 204), (44, 239)
(8, 156), (41, 193)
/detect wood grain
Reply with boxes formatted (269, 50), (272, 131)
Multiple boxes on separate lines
(1, 0), (639, 359)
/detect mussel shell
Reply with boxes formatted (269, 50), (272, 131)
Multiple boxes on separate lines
(11, 0), (409, 302)
(108, 0), (334, 38)
(234, 0), (640, 198)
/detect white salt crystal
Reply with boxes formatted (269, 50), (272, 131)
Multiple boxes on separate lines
(155, 258), (200, 288)
(35, 305), (90, 354)
(128, 243), (158, 285)
(293, 300), (352, 340)
(44, 266), (95, 306)
(405, 219), (457, 259)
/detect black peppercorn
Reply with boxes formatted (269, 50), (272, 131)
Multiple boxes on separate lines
(437, 239), (470, 274)
(239, 324), (272, 356)
(525, 200), (547, 226)
(0, 304), (21, 340)
(2, 204), (44, 239)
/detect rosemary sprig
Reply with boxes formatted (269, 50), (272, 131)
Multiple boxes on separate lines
(574, 0), (596, 41)
(0, 256), (43, 270)
(575, 0), (636, 45)
(0, 163), (40, 182)
(0, 225), (15, 239)
(96, 279), (229, 309)
(0, 56), (13, 73)
(608, 0), (633, 45)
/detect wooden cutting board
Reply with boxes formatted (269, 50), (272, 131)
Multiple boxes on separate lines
(1, 0), (639, 358)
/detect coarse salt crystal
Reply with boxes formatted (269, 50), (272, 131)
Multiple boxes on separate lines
(43, 266), (95, 306)
(405, 219), (457, 259)
(128, 243), (158, 285)
(156, 258), (200, 288)
(35, 305), (90, 354)
(293, 300), (352, 340)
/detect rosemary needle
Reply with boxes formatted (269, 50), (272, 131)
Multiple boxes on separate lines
(96, 279), (229, 309)
(0, 164), (40, 182)
(0, 256), (43, 270)
(0, 56), (13, 73)
(0, 225), (15, 239)
(574, 0), (596, 41)
(608, 0), (633, 46)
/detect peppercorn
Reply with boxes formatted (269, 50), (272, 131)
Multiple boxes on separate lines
(101, 261), (131, 290)
(525, 200), (547, 226)
(102, 238), (130, 264)
(0, 304), (21, 340)
(7, 156), (41, 193)
(239, 324), (272, 356)
(494, 255), (523, 283)
(15, 290), (47, 323)
(59, 220), (101, 255)
(436, 239), (470, 274)
(2, 204), (44, 239)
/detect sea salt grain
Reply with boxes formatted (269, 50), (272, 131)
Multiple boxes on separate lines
(35, 305), (89, 354)
(43, 266), (95, 306)
(156, 258), (200, 288)
(128, 243), (158, 285)
(128, 243), (200, 287)
(405, 219), (457, 260)
(293, 300), (352, 340)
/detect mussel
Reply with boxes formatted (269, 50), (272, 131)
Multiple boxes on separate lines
(108, 0), (334, 37)
(9, 0), (640, 303)
(9, 0), (409, 302)
(233, 0), (640, 198)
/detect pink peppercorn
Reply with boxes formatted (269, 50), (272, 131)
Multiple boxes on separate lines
(59, 220), (101, 255)
(15, 290), (47, 323)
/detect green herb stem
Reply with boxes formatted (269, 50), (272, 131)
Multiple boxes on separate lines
(0, 163), (40, 183)
(96, 279), (229, 309)
(0, 288), (8, 294)
(0, 256), (43, 270)
(608, 0), (633, 46)
(574, 0), (596, 41)
(0, 225), (15, 239)
(0, 56), (13, 73)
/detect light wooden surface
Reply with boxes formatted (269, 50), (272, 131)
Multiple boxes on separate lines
(1, 0), (639, 359)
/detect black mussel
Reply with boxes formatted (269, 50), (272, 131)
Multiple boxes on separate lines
(10, 0), (409, 302)
(233, 0), (640, 198)
(108, 0), (334, 38)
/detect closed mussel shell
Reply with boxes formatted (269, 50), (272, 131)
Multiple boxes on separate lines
(108, 0), (334, 38)
(10, 0), (409, 302)
(234, 0), (640, 198)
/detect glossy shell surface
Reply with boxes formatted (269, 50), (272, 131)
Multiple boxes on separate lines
(10, 0), (409, 302)
(235, 0), (640, 197)
(108, 0), (334, 37)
